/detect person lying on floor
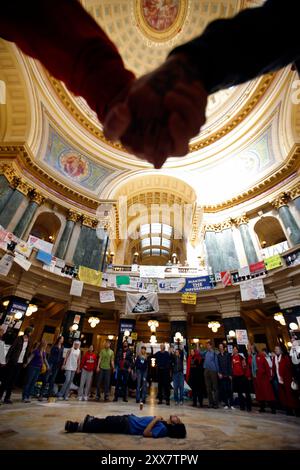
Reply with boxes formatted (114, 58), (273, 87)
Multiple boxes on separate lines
(65, 413), (186, 439)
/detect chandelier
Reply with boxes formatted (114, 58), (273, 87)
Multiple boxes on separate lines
(148, 319), (159, 333)
(150, 334), (157, 344)
(174, 332), (184, 343)
(274, 313), (286, 326)
(88, 317), (100, 328)
(26, 304), (38, 317)
(208, 321), (221, 333)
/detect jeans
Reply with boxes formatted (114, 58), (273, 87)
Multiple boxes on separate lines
(204, 369), (219, 406)
(96, 369), (111, 399)
(232, 375), (252, 410)
(0, 363), (23, 401)
(78, 369), (94, 398)
(22, 366), (41, 400)
(173, 372), (184, 403)
(58, 370), (76, 398)
(114, 369), (129, 400)
(82, 415), (130, 433)
(136, 369), (147, 402)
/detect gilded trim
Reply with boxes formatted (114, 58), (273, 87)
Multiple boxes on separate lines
(272, 192), (290, 210)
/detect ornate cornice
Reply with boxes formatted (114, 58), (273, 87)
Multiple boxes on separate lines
(0, 164), (19, 188)
(15, 179), (32, 196)
(204, 223), (222, 232)
(81, 215), (99, 228)
(67, 209), (81, 223)
(220, 219), (234, 230)
(30, 190), (45, 205)
(288, 183), (300, 201)
(272, 192), (290, 210)
(48, 73), (276, 154)
(234, 214), (249, 226)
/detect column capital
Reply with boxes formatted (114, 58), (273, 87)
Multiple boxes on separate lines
(1, 166), (19, 188)
(234, 214), (249, 226)
(81, 214), (98, 228)
(67, 209), (81, 223)
(271, 193), (290, 210)
(204, 223), (222, 232)
(30, 190), (45, 206)
(288, 183), (300, 201)
(15, 179), (32, 196)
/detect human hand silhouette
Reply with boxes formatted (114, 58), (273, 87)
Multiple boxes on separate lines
(104, 54), (208, 168)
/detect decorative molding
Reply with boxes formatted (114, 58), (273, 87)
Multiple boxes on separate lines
(15, 179), (32, 196)
(48, 73), (276, 154)
(271, 192), (290, 210)
(220, 219), (234, 230)
(0, 164), (19, 188)
(67, 209), (81, 223)
(81, 214), (99, 228)
(204, 223), (222, 232)
(234, 214), (249, 227)
(288, 183), (300, 200)
(30, 190), (45, 206)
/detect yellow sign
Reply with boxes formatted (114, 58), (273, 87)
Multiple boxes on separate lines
(181, 293), (197, 305)
(78, 266), (102, 286)
(264, 254), (282, 271)
(131, 332), (138, 340)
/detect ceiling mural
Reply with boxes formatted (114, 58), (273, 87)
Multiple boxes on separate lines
(43, 126), (117, 192)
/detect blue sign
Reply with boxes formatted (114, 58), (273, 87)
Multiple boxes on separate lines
(181, 276), (215, 292)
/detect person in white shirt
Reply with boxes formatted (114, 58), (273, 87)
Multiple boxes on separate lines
(57, 340), (81, 400)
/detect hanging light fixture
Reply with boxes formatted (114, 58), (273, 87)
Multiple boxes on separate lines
(150, 334), (157, 344)
(25, 304), (38, 317)
(274, 313), (286, 326)
(192, 338), (199, 344)
(289, 322), (298, 331)
(148, 319), (159, 333)
(2, 300), (9, 307)
(71, 323), (79, 331)
(208, 321), (221, 333)
(124, 329), (130, 338)
(228, 330), (236, 338)
(108, 335), (114, 340)
(88, 317), (100, 328)
(14, 311), (23, 320)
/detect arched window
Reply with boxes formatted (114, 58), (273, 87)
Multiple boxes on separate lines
(254, 216), (287, 249)
(29, 212), (61, 244)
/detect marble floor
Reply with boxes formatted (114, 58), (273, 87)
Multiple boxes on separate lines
(0, 388), (300, 450)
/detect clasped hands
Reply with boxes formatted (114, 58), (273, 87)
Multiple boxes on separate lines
(103, 54), (208, 169)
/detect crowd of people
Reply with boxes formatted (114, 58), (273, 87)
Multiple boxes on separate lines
(0, 326), (299, 418)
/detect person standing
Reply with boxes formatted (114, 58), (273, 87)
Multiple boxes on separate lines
(171, 348), (185, 406)
(217, 343), (233, 410)
(135, 345), (148, 405)
(96, 340), (114, 402)
(186, 348), (204, 408)
(22, 339), (48, 403)
(203, 340), (219, 409)
(0, 327), (33, 404)
(78, 345), (97, 401)
(40, 335), (64, 398)
(113, 341), (132, 402)
(57, 340), (81, 400)
(272, 345), (300, 416)
(248, 344), (276, 413)
(231, 346), (252, 412)
(155, 343), (171, 405)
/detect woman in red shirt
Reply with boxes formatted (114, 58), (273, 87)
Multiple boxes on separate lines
(78, 345), (97, 401)
(248, 344), (275, 413)
(231, 346), (252, 412)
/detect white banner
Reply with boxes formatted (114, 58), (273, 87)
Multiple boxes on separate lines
(139, 266), (165, 279)
(236, 329), (249, 345)
(14, 253), (31, 271)
(126, 292), (159, 314)
(0, 254), (14, 276)
(99, 290), (115, 303)
(240, 278), (266, 301)
(157, 278), (185, 293)
(238, 265), (250, 277)
(70, 279), (84, 297)
(28, 235), (53, 254)
(15, 241), (32, 258)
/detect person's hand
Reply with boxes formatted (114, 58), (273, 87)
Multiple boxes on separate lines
(155, 416), (163, 421)
(96, 367), (100, 373)
(104, 54), (208, 168)
(218, 373), (223, 379)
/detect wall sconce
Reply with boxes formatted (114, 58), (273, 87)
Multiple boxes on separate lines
(133, 252), (139, 264)
(151, 357), (156, 367)
(14, 311), (23, 320)
(287, 341), (292, 348)
(289, 322), (298, 331)
(71, 323), (79, 331)
(2, 300), (9, 307)
(228, 330), (236, 338)
(171, 253), (177, 264)
(274, 313), (286, 326)
(148, 319), (159, 333)
(26, 304), (38, 317)
(150, 334), (157, 344)
(192, 338), (199, 344)
(174, 332), (184, 345)
(88, 317), (100, 328)
(108, 335), (114, 340)
(109, 252), (115, 264)
(208, 321), (221, 333)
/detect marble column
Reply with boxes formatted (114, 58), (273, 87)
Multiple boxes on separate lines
(0, 296), (30, 345)
(13, 191), (44, 239)
(235, 215), (259, 265)
(170, 320), (187, 348)
(0, 180), (32, 229)
(272, 194), (300, 246)
(219, 225), (240, 271)
(219, 297), (249, 354)
(288, 184), (300, 215)
(72, 216), (105, 270)
(205, 227), (223, 273)
(117, 317), (136, 352)
(0, 175), (14, 214)
(55, 210), (79, 260)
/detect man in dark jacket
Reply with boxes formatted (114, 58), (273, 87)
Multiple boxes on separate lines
(113, 341), (133, 402)
(155, 344), (171, 405)
(217, 343), (233, 410)
(0, 327), (33, 403)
